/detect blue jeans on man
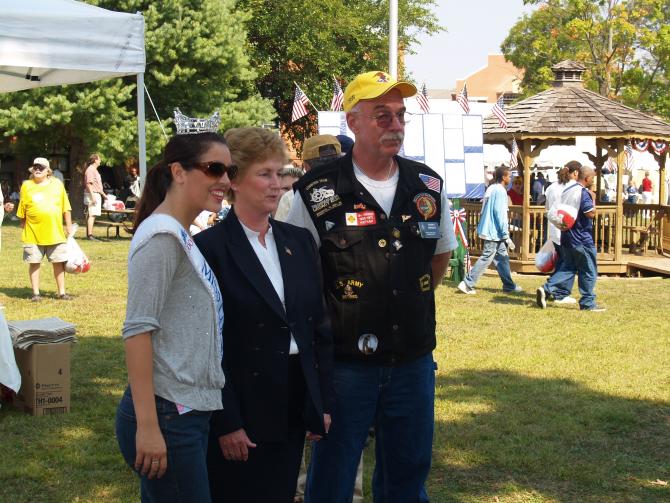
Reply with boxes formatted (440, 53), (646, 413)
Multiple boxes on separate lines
(542, 243), (575, 300)
(305, 353), (435, 503)
(463, 239), (517, 291)
(116, 387), (213, 502)
(561, 245), (598, 310)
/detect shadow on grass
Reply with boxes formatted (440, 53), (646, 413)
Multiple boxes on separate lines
(430, 369), (670, 502)
(0, 286), (41, 300)
(0, 336), (134, 503)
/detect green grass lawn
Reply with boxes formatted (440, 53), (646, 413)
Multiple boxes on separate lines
(1, 221), (668, 502)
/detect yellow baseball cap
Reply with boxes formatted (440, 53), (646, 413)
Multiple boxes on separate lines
(343, 71), (417, 112)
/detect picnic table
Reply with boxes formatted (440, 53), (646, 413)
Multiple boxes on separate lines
(96, 208), (135, 238)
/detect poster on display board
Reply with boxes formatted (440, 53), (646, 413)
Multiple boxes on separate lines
(317, 111), (486, 198)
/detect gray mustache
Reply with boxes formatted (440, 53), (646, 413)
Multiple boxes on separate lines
(381, 132), (404, 143)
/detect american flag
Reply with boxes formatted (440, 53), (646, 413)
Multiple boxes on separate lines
(419, 173), (440, 192)
(491, 95), (507, 128)
(456, 83), (470, 114)
(624, 140), (634, 171)
(330, 77), (344, 112)
(291, 83), (311, 123)
(417, 83), (430, 114)
(510, 137), (519, 169)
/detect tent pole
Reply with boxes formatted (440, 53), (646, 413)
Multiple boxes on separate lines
(137, 72), (147, 191)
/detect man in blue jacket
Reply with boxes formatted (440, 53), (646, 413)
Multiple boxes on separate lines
(457, 165), (522, 294)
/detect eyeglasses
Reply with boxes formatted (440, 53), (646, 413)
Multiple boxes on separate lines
(32, 165), (47, 172)
(190, 161), (236, 178)
(366, 111), (413, 128)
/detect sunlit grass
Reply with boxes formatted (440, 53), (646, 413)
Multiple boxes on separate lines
(1, 221), (668, 502)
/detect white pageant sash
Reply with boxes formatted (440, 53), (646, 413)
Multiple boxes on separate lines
(130, 214), (224, 363)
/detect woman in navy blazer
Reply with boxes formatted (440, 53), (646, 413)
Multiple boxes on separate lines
(195, 127), (334, 503)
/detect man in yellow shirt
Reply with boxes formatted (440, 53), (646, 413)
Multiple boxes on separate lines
(16, 158), (73, 301)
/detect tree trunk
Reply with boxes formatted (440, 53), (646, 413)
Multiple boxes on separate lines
(68, 139), (87, 221)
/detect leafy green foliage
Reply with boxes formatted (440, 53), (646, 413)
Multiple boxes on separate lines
(0, 0), (275, 178)
(240, 0), (442, 148)
(502, 0), (670, 119)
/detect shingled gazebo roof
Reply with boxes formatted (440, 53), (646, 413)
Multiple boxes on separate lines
(483, 61), (670, 142)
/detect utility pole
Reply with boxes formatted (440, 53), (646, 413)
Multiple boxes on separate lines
(389, 0), (398, 78)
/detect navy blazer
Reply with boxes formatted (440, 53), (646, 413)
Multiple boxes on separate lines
(195, 209), (334, 443)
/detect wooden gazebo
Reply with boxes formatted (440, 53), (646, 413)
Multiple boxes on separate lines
(474, 60), (670, 273)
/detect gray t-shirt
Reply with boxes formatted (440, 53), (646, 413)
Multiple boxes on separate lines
(123, 233), (225, 411)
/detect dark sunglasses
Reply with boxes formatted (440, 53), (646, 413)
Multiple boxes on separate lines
(31, 165), (47, 172)
(189, 161), (236, 178)
(366, 111), (413, 129)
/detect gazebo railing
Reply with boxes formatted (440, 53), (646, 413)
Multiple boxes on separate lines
(622, 203), (666, 251)
(462, 202), (624, 263)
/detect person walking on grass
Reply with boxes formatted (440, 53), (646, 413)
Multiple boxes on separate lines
(16, 158), (73, 301)
(458, 165), (522, 295)
(539, 165), (605, 312)
(536, 161), (580, 307)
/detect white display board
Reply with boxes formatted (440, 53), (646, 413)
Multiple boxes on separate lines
(318, 111), (485, 198)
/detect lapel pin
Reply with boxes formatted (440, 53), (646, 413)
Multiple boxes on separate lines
(285, 246), (292, 256)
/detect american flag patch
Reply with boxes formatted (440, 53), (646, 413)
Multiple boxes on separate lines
(419, 174), (440, 192)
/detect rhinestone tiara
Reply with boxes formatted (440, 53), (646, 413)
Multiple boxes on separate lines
(173, 108), (221, 135)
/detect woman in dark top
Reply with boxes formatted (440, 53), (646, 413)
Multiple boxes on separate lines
(195, 127), (333, 503)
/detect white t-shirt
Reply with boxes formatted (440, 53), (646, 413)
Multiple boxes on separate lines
(286, 162), (458, 255)
(240, 221), (299, 354)
(545, 179), (576, 245)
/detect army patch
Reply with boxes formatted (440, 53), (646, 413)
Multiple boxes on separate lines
(413, 192), (437, 220)
(335, 278), (365, 301)
(418, 273), (431, 292)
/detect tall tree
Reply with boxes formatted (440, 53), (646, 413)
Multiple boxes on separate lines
(502, 0), (670, 119)
(0, 0), (275, 210)
(240, 0), (442, 148)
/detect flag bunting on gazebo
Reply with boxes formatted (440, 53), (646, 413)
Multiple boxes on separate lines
(651, 140), (668, 155)
(633, 139), (649, 151)
(631, 138), (668, 155)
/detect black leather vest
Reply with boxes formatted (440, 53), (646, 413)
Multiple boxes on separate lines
(295, 153), (443, 365)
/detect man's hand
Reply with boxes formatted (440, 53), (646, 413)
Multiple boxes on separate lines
(505, 238), (516, 251)
(306, 413), (332, 442)
(219, 428), (257, 461)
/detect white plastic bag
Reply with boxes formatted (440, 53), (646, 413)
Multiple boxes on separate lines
(535, 240), (557, 273)
(65, 225), (91, 274)
(0, 311), (21, 393)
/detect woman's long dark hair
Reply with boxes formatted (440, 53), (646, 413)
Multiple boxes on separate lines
(133, 132), (227, 230)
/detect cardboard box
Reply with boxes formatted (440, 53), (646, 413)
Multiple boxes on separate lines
(13, 343), (71, 416)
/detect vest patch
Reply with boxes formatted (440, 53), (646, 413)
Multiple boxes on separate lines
(413, 193), (437, 220)
(345, 210), (377, 226)
(306, 179), (342, 217)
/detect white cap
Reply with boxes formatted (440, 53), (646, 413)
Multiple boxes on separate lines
(32, 157), (50, 169)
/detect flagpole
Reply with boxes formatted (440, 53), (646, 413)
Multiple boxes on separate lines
(389, 0), (398, 78)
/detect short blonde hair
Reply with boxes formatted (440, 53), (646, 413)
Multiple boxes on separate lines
(224, 127), (288, 179)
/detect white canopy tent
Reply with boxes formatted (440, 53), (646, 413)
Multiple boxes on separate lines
(0, 0), (147, 179)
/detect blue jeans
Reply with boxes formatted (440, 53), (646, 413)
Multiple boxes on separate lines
(115, 387), (212, 503)
(562, 245), (598, 310)
(464, 239), (516, 291)
(305, 353), (435, 503)
(543, 243), (575, 300)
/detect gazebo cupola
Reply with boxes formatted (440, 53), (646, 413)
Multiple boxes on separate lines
(551, 60), (586, 88)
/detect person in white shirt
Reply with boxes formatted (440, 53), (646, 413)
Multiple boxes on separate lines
(536, 160), (580, 307)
